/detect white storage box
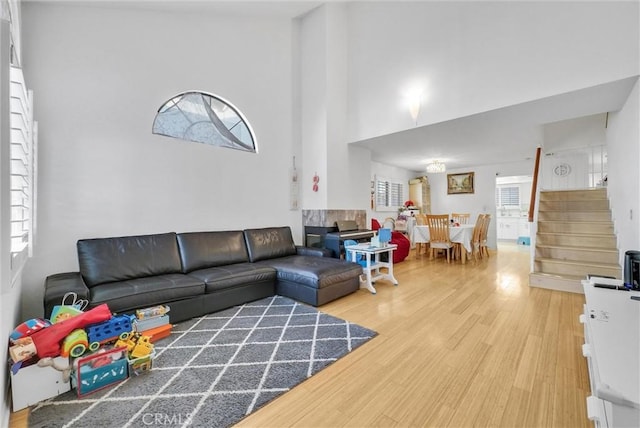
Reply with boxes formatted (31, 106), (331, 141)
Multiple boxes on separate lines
(10, 357), (71, 411)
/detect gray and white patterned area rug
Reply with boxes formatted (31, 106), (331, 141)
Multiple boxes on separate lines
(28, 296), (377, 428)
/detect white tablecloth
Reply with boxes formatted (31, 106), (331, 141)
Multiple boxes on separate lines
(411, 224), (475, 253)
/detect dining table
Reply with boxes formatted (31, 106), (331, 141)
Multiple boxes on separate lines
(410, 224), (475, 264)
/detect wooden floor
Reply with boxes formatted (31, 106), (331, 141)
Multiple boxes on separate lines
(10, 243), (591, 428)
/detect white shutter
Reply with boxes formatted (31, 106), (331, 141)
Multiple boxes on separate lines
(9, 66), (36, 260)
(375, 176), (405, 211)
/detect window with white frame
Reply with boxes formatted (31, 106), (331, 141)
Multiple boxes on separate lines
(375, 176), (404, 211)
(496, 186), (520, 208)
(1, 1), (37, 290)
(9, 66), (37, 269)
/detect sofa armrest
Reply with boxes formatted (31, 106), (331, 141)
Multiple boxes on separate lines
(43, 272), (90, 320)
(295, 245), (332, 258)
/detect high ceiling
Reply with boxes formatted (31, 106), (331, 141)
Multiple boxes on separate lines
(47, 1), (637, 174)
(50, 0), (322, 18)
(351, 76), (639, 172)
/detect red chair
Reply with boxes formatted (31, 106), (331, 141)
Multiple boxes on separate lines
(371, 219), (410, 263)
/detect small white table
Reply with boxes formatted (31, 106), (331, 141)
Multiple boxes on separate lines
(345, 243), (398, 294)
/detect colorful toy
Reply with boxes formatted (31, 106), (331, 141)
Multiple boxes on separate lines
(115, 332), (154, 358)
(85, 314), (135, 349)
(130, 336), (153, 359)
(58, 314), (134, 358)
(29, 304), (112, 359)
(10, 318), (52, 342)
(72, 346), (128, 397)
(9, 336), (37, 363)
(135, 305), (170, 320)
(61, 329), (91, 358)
(49, 292), (89, 324)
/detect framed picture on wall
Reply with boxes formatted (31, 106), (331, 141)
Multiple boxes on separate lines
(447, 172), (474, 194)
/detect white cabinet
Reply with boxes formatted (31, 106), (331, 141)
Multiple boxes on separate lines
(498, 217), (529, 240)
(580, 279), (640, 428)
(497, 218), (519, 240)
(517, 218), (530, 237)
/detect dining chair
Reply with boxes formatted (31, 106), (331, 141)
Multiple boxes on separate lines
(426, 214), (454, 263)
(449, 213), (470, 260)
(469, 214), (486, 262)
(451, 212), (471, 224)
(479, 214), (491, 258)
(413, 214), (428, 255)
(415, 214), (427, 225)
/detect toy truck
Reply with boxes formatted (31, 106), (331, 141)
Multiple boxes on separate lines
(60, 314), (135, 358)
(61, 329), (90, 358)
(85, 314), (135, 350)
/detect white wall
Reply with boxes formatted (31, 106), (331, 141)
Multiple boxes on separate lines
(299, 4), (372, 211)
(607, 79), (640, 265)
(299, 6), (329, 209)
(20, 3), (300, 319)
(346, 1), (639, 143)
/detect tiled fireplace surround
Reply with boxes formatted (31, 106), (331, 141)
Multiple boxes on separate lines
(302, 209), (367, 230)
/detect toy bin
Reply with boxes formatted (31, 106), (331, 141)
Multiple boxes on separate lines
(71, 347), (128, 397)
(10, 357), (71, 411)
(128, 349), (156, 376)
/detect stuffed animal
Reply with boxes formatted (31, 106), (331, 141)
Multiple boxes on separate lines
(37, 357), (72, 383)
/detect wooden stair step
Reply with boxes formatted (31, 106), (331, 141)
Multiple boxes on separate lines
(536, 232), (618, 246)
(537, 222), (613, 234)
(535, 244), (617, 253)
(534, 257), (621, 278)
(537, 220), (613, 225)
(533, 188), (617, 293)
(529, 272), (584, 293)
(538, 209), (611, 213)
(537, 211), (613, 221)
(539, 190), (608, 201)
(535, 257), (619, 270)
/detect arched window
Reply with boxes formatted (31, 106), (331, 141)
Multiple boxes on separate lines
(152, 91), (257, 153)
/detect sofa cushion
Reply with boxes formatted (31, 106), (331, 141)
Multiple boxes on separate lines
(243, 227), (297, 262)
(89, 273), (205, 313)
(188, 263), (277, 293)
(177, 231), (249, 273)
(256, 255), (363, 289)
(77, 232), (182, 287)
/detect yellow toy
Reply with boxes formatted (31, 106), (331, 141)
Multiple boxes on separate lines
(130, 336), (153, 359)
(115, 332), (153, 359)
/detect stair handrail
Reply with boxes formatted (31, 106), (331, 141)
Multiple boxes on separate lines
(528, 147), (542, 223)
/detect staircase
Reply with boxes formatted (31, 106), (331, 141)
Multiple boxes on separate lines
(529, 188), (621, 294)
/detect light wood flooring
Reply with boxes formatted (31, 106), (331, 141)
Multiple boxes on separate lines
(10, 243), (591, 427)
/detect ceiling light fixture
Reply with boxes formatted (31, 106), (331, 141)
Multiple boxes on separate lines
(426, 160), (446, 173)
(408, 96), (421, 125)
(405, 86), (423, 126)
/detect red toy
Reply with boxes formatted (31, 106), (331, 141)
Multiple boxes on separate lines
(371, 219), (410, 263)
(29, 304), (112, 359)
